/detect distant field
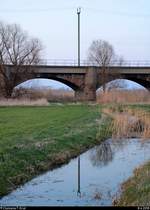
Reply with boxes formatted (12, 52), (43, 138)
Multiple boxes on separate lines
(0, 104), (109, 196)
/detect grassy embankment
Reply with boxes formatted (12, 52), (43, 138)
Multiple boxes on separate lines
(0, 104), (111, 197)
(114, 104), (150, 206)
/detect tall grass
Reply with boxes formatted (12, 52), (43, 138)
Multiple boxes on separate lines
(13, 87), (75, 102)
(102, 107), (150, 140)
(1, 87), (150, 105)
(97, 89), (150, 104)
(0, 88), (75, 106)
(0, 98), (49, 106)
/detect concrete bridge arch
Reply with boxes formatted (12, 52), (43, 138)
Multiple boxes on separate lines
(16, 76), (79, 92)
(7, 65), (150, 101)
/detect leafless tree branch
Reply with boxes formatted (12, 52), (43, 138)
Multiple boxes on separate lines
(0, 21), (43, 97)
(87, 39), (124, 92)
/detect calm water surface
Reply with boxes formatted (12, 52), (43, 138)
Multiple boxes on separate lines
(0, 138), (150, 206)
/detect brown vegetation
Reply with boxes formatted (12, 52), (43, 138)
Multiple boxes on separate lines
(0, 98), (49, 106)
(1, 86), (149, 105)
(97, 89), (150, 104)
(102, 106), (150, 140)
(12, 87), (74, 102)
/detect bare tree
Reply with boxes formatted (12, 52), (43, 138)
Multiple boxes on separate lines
(87, 39), (123, 92)
(90, 142), (114, 166)
(0, 21), (42, 98)
(106, 79), (127, 92)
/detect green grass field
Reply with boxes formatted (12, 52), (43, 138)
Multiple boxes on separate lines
(1, 103), (149, 204)
(0, 104), (110, 196)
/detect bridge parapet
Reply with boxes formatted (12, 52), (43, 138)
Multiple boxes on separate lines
(34, 66), (150, 74)
(38, 59), (150, 67)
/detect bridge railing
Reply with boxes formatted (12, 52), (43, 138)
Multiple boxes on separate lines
(38, 59), (150, 67)
(3, 59), (150, 67)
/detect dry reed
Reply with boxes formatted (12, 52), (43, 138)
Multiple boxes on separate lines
(13, 87), (75, 102)
(97, 89), (150, 104)
(103, 107), (150, 140)
(0, 98), (49, 106)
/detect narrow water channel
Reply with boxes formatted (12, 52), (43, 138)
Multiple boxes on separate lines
(0, 138), (150, 206)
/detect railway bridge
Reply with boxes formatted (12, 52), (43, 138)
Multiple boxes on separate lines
(7, 63), (150, 101)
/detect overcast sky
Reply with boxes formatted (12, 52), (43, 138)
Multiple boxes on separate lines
(1, 0), (150, 61)
(1, 0), (149, 89)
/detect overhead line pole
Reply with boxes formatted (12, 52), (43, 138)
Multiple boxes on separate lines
(77, 7), (81, 197)
(77, 7), (81, 67)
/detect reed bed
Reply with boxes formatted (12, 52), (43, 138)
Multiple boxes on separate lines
(97, 89), (150, 104)
(102, 107), (150, 140)
(0, 98), (49, 106)
(13, 87), (75, 102)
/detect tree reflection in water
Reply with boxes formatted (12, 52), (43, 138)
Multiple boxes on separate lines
(90, 142), (114, 167)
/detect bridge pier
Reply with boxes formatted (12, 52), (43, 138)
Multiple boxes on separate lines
(75, 67), (97, 101)
(75, 89), (96, 101)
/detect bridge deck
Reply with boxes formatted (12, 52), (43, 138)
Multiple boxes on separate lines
(34, 66), (150, 74)
(6, 64), (150, 74)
